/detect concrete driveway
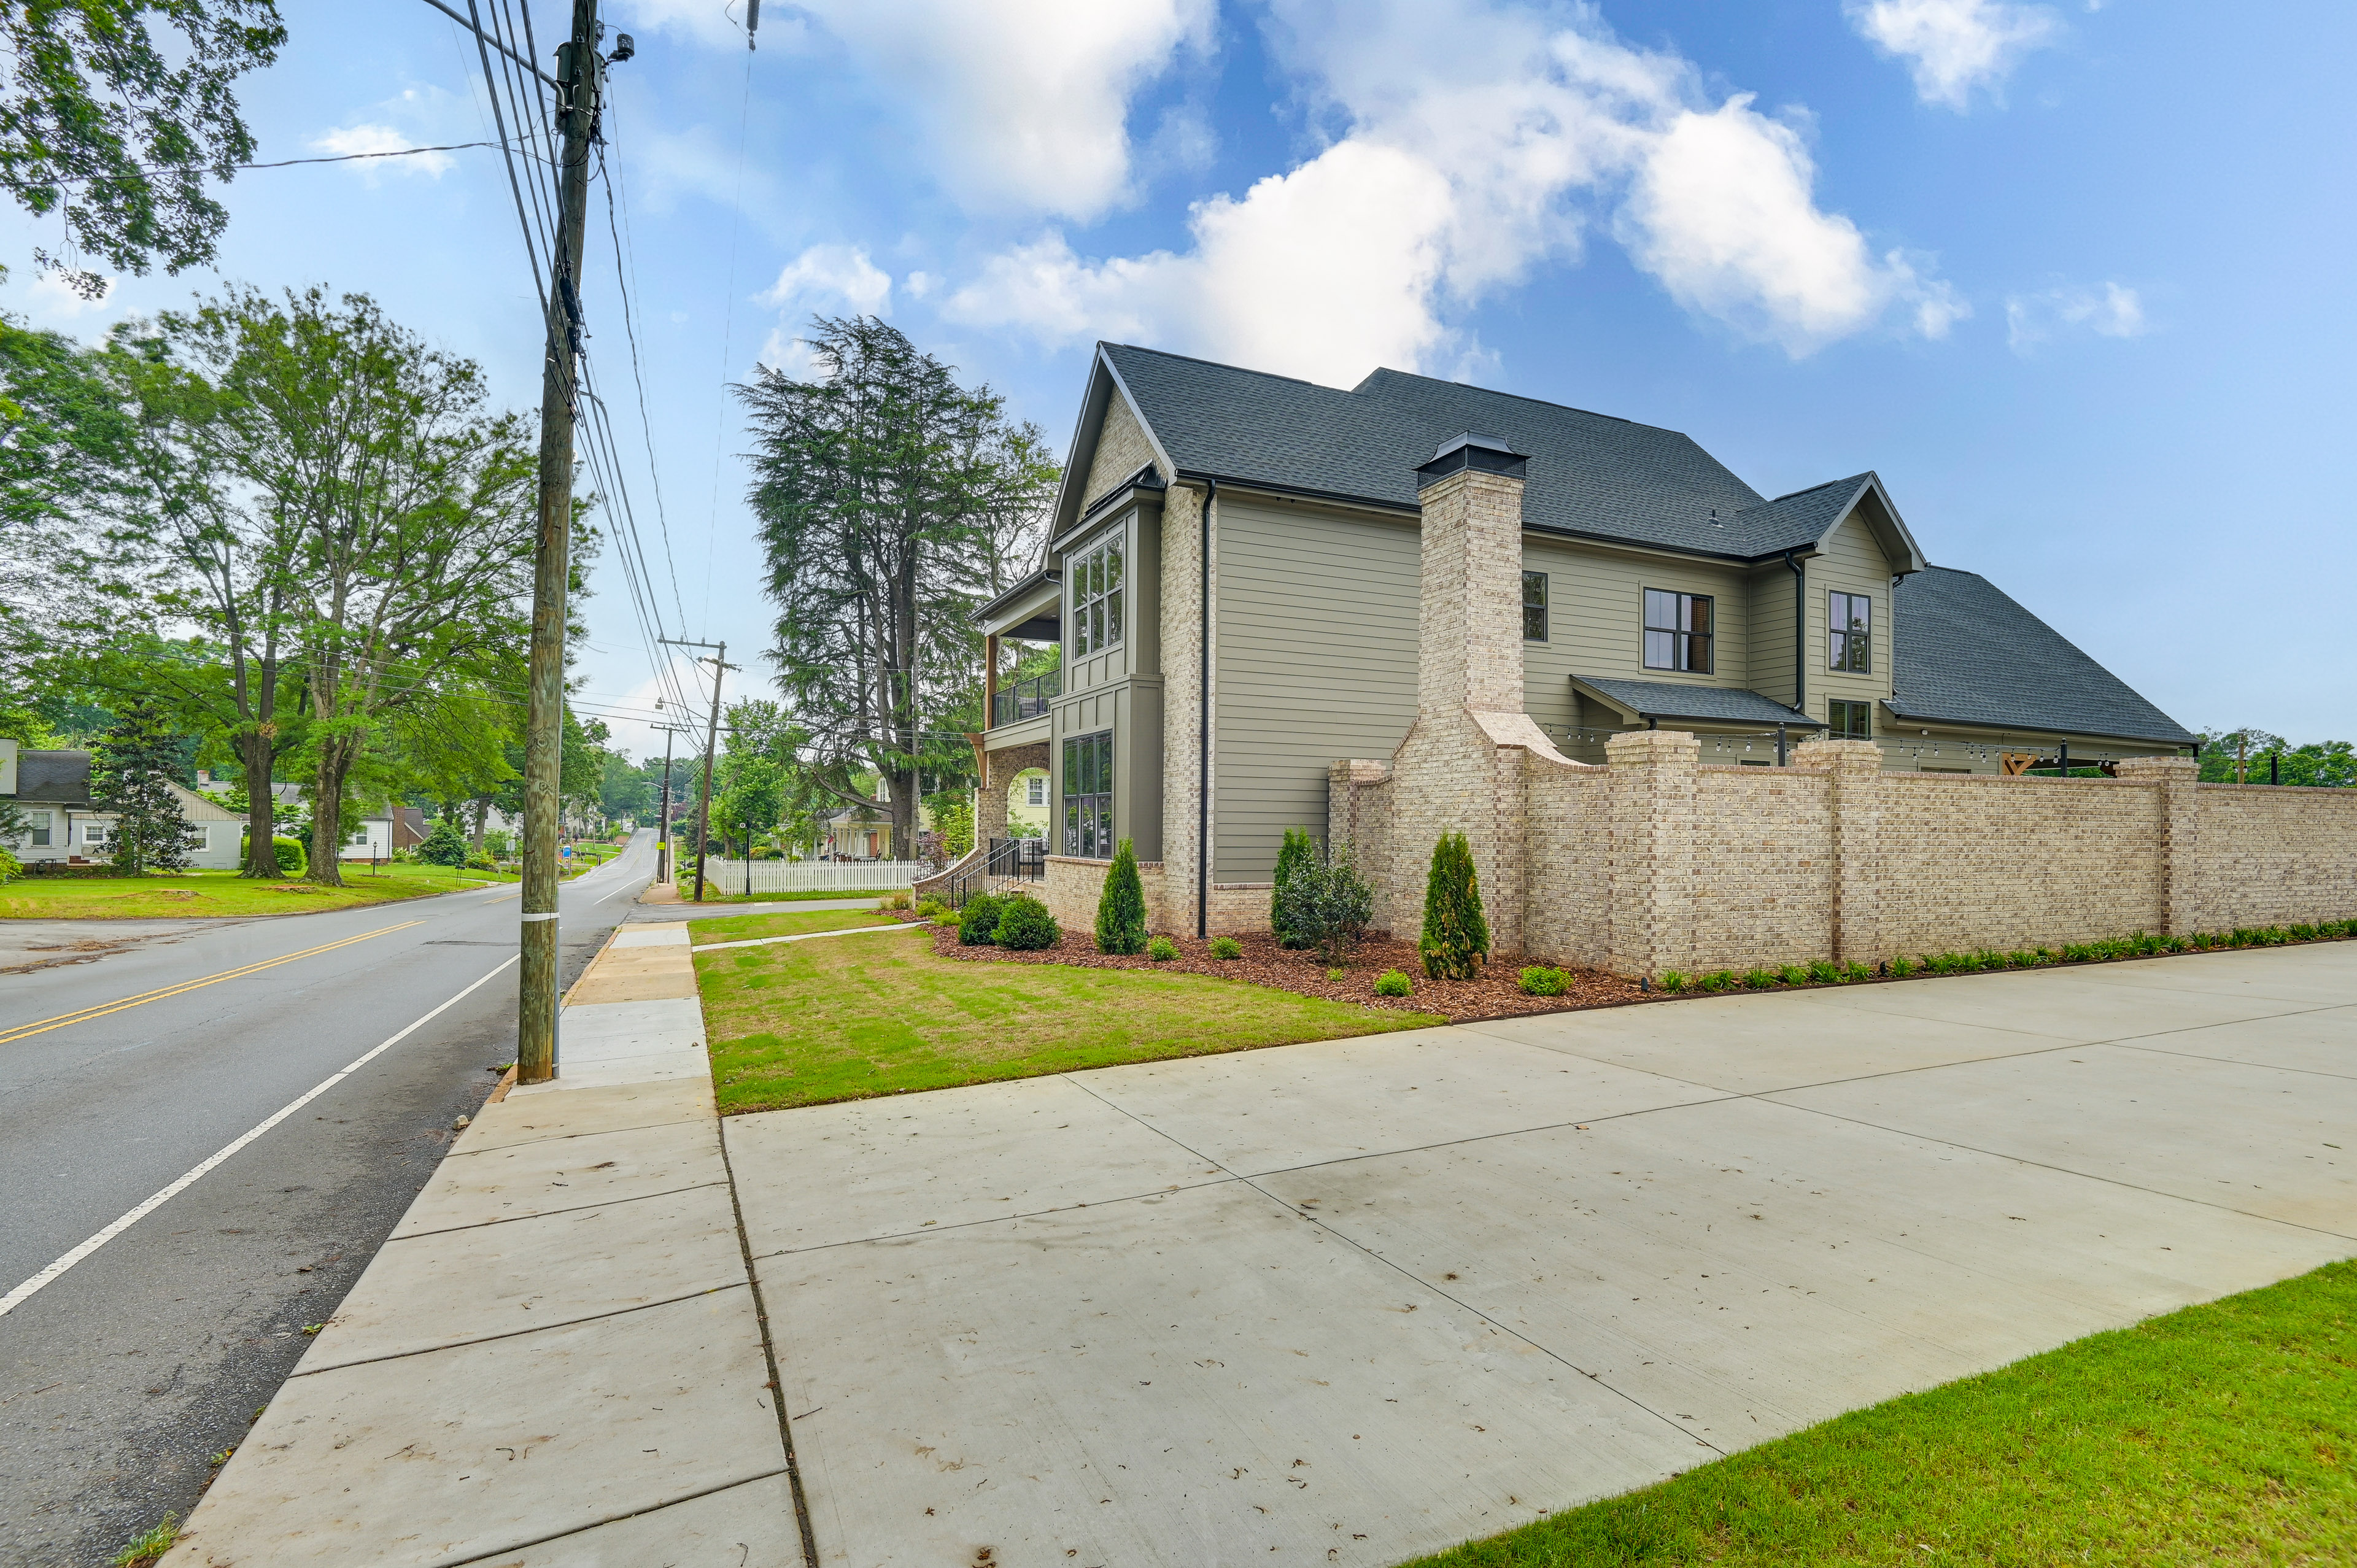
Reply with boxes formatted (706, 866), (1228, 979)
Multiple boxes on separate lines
(727, 943), (2357, 1567)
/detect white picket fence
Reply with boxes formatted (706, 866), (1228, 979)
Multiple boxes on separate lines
(690, 859), (923, 895)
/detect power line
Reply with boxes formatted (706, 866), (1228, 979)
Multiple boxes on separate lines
(703, 45), (757, 634)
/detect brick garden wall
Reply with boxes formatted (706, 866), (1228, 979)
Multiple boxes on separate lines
(1689, 765), (1834, 973)
(2198, 784), (2357, 928)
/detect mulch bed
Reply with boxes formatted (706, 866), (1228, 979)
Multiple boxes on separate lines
(915, 921), (1649, 1023)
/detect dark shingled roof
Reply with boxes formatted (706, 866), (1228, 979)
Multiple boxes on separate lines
(1890, 568), (2194, 745)
(13, 749), (94, 805)
(1574, 678), (1819, 728)
(1732, 475), (1877, 558)
(1102, 344), (1782, 558)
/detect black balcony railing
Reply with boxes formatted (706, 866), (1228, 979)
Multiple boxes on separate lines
(946, 835), (1047, 910)
(990, 669), (1060, 727)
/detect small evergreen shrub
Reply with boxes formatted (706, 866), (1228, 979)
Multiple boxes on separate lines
(1519, 965), (1568, 997)
(1146, 935), (1178, 961)
(419, 818), (468, 867)
(1207, 935), (1242, 960)
(1271, 827), (1316, 948)
(1373, 969), (1412, 997)
(1096, 838), (1149, 954)
(957, 892), (1004, 946)
(1326, 966), (1345, 981)
(1276, 836), (1376, 965)
(270, 835), (306, 876)
(994, 894), (1059, 950)
(1657, 970), (1688, 993)
(1419, 831), (1490, 981)
(0, 846), (21, 884)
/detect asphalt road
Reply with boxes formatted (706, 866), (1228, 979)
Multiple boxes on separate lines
(0, 832), (656, 1568)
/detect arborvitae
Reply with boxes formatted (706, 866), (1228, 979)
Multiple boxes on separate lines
(1418, 831), (1491, 980)
(89, 701), (201, 875)
(1271, 825), (1315, 948)
(1096, 837), (1148, 954)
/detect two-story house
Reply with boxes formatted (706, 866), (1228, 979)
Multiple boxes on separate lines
(969, 344), (2195, 934)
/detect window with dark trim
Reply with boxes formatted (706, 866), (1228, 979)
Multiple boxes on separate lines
(1827, 699), (1873, 740)
(1068, 535), (1124, 658)
(1829, 590), (1871, 673)
(1522, 571), (1548, 641)
(1061, 730), (1114, 859)
(1643, 589), (1713, 672)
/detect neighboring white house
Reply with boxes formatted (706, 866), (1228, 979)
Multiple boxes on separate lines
(339, 806), (427, 862)
(1, 738), (242, 869)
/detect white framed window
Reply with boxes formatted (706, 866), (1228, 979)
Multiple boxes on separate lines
(27, 809), (51, 846)
(1026, 775), (1046, 807)
(82, 821), (112, 846)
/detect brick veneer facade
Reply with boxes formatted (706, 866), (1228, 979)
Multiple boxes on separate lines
(1320, 441), (2357, 978)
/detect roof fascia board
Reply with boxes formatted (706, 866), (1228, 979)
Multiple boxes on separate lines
(1530, 528), (1812, 572)
(1171, 471), (1419, 521)
(1046, 361), (1113, 552)
(1049, 477), (1164, 554)
(1570, 675), (1822, 728)
(1819, 473), (1929, 575)
(977, 575), (1062, 637)
(1567, 677), (1641, 725)
(1881, 705), (2194, 749)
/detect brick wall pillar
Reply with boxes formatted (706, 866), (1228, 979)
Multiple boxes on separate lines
(1606, 728), (1698, 977)
(1795, 737), (1883, 964)
(2116, 755), (2200, 933)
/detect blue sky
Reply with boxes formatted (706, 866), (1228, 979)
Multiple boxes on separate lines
(6, 0), (2351, 760)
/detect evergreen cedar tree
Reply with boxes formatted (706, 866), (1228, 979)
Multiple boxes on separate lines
(1271, 826), (1315, 948)
(1096, 838), (1148, 954)
(1420, 832), (1492, 981)
(90, 701), (202, 874)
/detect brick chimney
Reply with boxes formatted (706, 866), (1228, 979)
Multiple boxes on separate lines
(1414, 433), (1528, 718)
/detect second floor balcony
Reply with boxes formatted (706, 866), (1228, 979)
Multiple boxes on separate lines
(991, 669), (1060, 728)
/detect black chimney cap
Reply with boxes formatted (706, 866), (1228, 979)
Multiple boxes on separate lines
(1415, 431), (1528, 485)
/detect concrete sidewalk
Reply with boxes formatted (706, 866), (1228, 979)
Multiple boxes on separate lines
(161, 922), (808, 1567)
(731, 943), (2357, 1567)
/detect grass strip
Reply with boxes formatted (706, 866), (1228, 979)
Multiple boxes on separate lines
(697, 929), (1441, 1114)
(0, 865), (503, 920)
(668, 886), (899, 905)
(687, 909), (900, 943)
(1412, 1260), (2357, 1567)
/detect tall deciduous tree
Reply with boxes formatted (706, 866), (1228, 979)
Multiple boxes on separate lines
(152, 287), (555, 885)
(737, 315), (1056, 853)
(0, 2), (286, 296)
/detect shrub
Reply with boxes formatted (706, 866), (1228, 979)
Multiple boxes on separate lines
(1326, 967), (1345, 981)
(1840, 960), (1876, 983)
(418, 818), (468, 867)
(994, 894), (1059, 951)
(1739, 968), (1777, 989)
(1698, 970), (1738, 992)
(1374, 969), (1412, 997)
(915, 898), (952, 922)
(1146, 935), (1178, 961)
(1657, 969), (1688, 993)
(1096, 838), (1149, 954)
(0, 846), (20, 884)
(1419, 831), (1490, 981)
(956, 893), (1003, 945)
(1519, 965), (1568, 997)
(1804, 960), (1840, 985)
(1208, 935), (1242, 960)
(1271, 827), (1317, 948)
(880, 890), (913, 911)
(1778, 964), (1810, 986)
(1277, 836), (1376, 965)
(269, 834), (306, 876)
(1888, 956), (1919, 978)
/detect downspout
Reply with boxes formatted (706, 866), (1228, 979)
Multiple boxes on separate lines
(1784, 550), (1806, 721)
(1198, 478), (1215, 939)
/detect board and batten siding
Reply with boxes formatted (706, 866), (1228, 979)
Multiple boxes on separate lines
(1747, 560), (1800, 710)
(1213, 496), (1419, 881)
(1520, 538), (1747, 744)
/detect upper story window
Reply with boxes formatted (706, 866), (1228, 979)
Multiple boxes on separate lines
(1643, 589), (1713, 673)
(1829, 591), (1871, 673)
(1069, 535), (1124, 657)
(1522, 572), (1548, 642)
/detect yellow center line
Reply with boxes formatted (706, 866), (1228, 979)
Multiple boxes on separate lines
(0, 921), (427, 1047)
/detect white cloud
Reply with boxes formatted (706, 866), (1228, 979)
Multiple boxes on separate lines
(2005, 280), (2146, 352)
(1846, 0), (2061, 109)
(948, 0), (1958, 383)
(757, 244), (894, 374)
(310, 123), (455, 180)
(19, 268), (113, 322)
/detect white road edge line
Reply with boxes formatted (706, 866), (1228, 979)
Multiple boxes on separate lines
(0, 955), (522, 1321)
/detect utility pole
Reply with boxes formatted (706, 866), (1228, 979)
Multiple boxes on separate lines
(518, 0), (607, 1087)
(654, 717), (676, 884)
(659, 637), (733, 903)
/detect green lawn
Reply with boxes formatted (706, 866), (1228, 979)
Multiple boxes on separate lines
(689, 908), (901, 943)
(697, 929), (1442, 1114)
(1412, 1260), (2357, 1568)
(0, 863), (509, 920)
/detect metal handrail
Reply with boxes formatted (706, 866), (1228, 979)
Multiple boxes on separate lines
(989, 670), (1060, 727)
